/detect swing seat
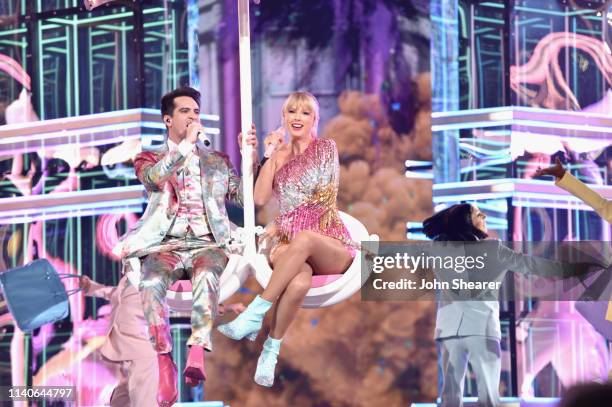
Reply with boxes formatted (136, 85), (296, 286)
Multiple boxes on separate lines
(253, 211), (378, 308)
(165, 253), (250, 313)
(122, 227), (252, 313)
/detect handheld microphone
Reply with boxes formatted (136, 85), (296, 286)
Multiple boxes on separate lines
(263, 126), (285, 157)
(264, 142), (278, 158)
(197, 130), (211, 147)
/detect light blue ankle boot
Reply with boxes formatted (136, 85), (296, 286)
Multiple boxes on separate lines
(254, 336), (282, 387)
(217, 295), (272, 341)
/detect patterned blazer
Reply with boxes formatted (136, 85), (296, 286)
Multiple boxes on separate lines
(113, 141), (243, 258)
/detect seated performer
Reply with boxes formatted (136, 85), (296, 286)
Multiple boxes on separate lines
(218, 91), (356, 387)
(112, 86), (257, 406)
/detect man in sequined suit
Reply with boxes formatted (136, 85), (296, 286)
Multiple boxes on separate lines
(112, 87), (257, 406)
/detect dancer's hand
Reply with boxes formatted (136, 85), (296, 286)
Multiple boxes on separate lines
(534, 157), (565, 180)
(238, 124), (259, 162)
(79, 275), (91, 292)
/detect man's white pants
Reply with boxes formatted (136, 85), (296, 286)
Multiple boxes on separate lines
(439, 336), (501, 407)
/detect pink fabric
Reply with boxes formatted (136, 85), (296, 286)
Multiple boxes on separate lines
(0, 54), (31, 90)
(311, 274), (342, 288)
(96, 214), (138, 261)
(172, 150), (210, 237)
(272, 138), (355, 257)
(169, 280), (192, 292)
(88, 276), (156, 361)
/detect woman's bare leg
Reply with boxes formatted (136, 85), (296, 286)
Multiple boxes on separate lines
(261, 230), (351, 302)
(269, 264), (312, 339)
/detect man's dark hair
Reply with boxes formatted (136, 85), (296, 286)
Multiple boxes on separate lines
(160, 87), (201, 118)
(422, 203), (489, 241)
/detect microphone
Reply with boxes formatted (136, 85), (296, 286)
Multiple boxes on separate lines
(264, 126), (285, 157)
(264, 142), (278, 158)
(197, 130), (211, 147)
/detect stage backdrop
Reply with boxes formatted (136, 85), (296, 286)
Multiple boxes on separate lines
(0, 1), (435, 406)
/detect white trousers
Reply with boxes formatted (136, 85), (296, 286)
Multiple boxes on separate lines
(439, 336), (501, 407)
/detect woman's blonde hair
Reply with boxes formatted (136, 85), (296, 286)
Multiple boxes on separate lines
(281, 91), (320, 137)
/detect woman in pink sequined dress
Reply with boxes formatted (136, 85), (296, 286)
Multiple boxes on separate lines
(218, 91), (354, 386)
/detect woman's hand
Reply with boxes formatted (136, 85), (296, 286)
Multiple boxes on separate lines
(263, 127), (284, 158)
(237, 124), (259, 163)
(259, 223), (279, 244)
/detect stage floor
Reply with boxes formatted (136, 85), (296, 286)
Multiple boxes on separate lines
(411, 397), (560, 407)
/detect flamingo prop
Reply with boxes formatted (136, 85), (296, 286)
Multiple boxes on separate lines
(510, 32), (612, 111)
(0, 54), (30, 91)
(83, 0), (117, 11)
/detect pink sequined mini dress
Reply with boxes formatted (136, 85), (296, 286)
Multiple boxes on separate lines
(269, 137), (355, 261)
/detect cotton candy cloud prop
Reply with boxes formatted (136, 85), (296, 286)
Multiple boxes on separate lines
(322, 74), (433, 240)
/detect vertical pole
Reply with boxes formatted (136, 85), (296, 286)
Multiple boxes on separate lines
(431, 0), (460, 185)
(431, 0), (459, 398)
(237, 0), (256, 257)
(504, 0), (519, 397)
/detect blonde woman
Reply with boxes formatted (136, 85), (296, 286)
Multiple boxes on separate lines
(218, 91), (355, 386)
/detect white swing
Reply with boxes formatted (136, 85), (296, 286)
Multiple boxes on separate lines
(166, 212), (379, 311)
(165, 0), (377, 310)
(165, 252), (249, 313)
(252, 211), (378, 308)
